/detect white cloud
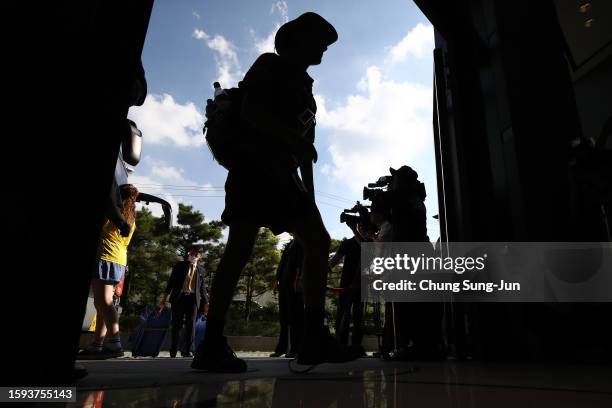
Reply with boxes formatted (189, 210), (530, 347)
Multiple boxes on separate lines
(251, 23), (281, 54)
(251, 2), (289, 55)
(192, 29), (208, 40)
(192, 11), (201, 20)
(387, 23), (434, 63)
(150, 164), (185, 182)
(316, 65), (432, 192)
(193, 29), (243, 88)
(193, 3), (289, 85)
(276, 232), (292, 249)
(315, 22), (440, 239)
(270, 1), (289, 21)
(129, 156), (217, 225)
(128, 94), (204, 147)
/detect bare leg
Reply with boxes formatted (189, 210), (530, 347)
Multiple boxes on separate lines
(92, 279), (107, 348)
(91, 279), (120, 338)
(93, 316), (107, 343)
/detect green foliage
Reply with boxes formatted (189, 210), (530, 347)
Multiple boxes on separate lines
(124, 205), (226, 316)
(237, 229), (281, 321)
(225, 303), (280, 336)
(170, 204), (224, 257)
(125, 208), (178, 315)
(329, 238), (342, 254)
(124, 203), (356, 338)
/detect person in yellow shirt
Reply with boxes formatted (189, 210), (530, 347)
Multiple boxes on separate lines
(80, 184), (139, 359)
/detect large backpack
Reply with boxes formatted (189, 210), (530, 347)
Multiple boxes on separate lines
(203, 84), (249, 170)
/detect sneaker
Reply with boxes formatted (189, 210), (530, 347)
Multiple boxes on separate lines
(181, 351), (193, 358)
(191, 336), (247, 373)
(297, 327), (360, 366)
(269, 351), (284, 357)
(100, 348), (124, 359)
(285, 351), (297, 358)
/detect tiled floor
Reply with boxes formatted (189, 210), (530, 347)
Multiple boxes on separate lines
(70, 357), (612, 407)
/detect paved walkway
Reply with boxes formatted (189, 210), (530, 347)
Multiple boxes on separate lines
(70, 358), (612, 407)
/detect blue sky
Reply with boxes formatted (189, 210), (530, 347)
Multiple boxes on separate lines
(128, 0), (440, 243)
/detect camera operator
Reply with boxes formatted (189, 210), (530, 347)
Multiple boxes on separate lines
(330, 206), (374, 355)
(388, 166), (429, 243)
(367, 198), (410, 358)
(387, 165), (443, 360)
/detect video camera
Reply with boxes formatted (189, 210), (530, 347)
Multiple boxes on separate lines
(340, 202), (370, 228)
(363, 175), (392, 205)
(367, 175), (392, 188)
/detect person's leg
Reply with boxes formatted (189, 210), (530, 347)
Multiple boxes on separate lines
(192, 222), (259, 371)
(91, 278), (122, 354)
(272, 289), (289, 356)
(288, 291), (304, 355)
(89, 289), (107, 352)
(206, 222), (260, 330)
(292, 210), (358, 364)
(352, 300), (364, 348)
(291, 210), (330, 323)
(93, 316), (107, 341)
(170, 296), (186, 357)
(381, 302), (395, 355)
(336, 294), (351, 345)
(182, 295), (197, 356)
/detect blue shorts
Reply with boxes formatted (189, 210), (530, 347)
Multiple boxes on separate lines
(94, 260), (126, 285)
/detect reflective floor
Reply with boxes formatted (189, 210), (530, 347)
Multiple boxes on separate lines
(68, 357), (612, 407)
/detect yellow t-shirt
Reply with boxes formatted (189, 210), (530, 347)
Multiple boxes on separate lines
(97, 219), (136, 266)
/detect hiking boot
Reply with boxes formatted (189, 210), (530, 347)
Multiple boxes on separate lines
(297, 327), (360, 365)
(191, 336), (247, 373)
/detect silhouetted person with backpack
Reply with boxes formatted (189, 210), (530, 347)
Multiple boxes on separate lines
(192, 12), (359, 372)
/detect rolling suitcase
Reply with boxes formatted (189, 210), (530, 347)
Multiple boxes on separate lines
(191, 313), (207, 352)
(130, 305), (171, 357)
(178, 313), (207, 353)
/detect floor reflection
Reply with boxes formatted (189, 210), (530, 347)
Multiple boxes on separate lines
(69, 365), (612, 408)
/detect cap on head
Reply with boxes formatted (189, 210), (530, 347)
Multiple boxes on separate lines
(275, 12), (338, 56)
(389, 165), (418, 181)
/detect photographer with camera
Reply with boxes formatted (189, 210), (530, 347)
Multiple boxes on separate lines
(330, 204), (374, 355)
(387, 165), (443, 360)
(361, 166), (442, 360)
(366, 196), (409, 358)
